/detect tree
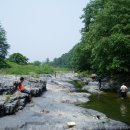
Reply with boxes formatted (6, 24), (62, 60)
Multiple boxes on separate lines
(0, 24), (10, 68)
(79, 0), (130, 74)
(89, 0), (130, 74)
(71, 42), (91, 71)
(8, 53), (29, 65)
(45, 58), (49, 64)
(32, 61), (41, 66)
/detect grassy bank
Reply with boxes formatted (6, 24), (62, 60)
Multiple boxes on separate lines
(0, 61), (71, 75)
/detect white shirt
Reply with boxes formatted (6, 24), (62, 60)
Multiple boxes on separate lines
(120, 85), (128, 92)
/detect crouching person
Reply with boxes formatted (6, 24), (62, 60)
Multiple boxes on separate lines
(18, 77), (32, 102)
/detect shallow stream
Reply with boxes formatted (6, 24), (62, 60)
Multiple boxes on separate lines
(80, 92), (130, 125)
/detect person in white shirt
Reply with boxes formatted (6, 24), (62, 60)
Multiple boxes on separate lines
(120, 83), (128, 98)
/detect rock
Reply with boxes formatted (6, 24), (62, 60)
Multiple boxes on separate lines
(0, 75), (47, 117)
(127, 92), (130, 98)
(67, 122), (76, 127)
(0, 100), (5, 117)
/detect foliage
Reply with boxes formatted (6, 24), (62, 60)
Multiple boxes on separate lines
(32, 61), (41, 66)
(71, 42), (91, 71)
(0, 24), (10, 59)
(85, 0), (130, 74)
(8, 53), (29, 65)
(50, 52), (72, 68)
(68, 80), (85, 90)
(0, 61), (55, 75)
(0, 24), (10, 68)
(0, 58), (10, 68)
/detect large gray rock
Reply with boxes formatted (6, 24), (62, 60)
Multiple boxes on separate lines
(0, 75), (47, 117)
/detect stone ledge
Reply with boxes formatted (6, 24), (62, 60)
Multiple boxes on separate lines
(0, 76), (47, 117)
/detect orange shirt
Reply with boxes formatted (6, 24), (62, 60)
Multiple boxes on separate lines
(19, 83), (26, 91)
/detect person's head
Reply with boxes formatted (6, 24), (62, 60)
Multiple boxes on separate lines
(20, 77), (24, 82)
(122, 83), (125, 85)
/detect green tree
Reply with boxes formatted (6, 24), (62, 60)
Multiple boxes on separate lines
(0, 24), (10, 68)
(50, 51), (73, 68)
(71, 42), (91, 71)
(8, 53), (29, 65)
(90, 0), (130, 74)
(79, 0), (130, 74)
(32, 61), (41, 66)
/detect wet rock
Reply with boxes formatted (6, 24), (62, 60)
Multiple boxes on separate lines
(82, 81), (103, 94)
(4, 100), (18, 115)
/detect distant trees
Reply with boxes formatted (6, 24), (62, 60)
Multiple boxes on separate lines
(45, 58), (49, 64)
(8, 53), (28, 65)
(50, 52), (72, 68)
(32, 61), (41, 66)
(0, 24), (10, 68)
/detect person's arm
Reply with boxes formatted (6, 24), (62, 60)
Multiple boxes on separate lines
(17, 82), (21, 91)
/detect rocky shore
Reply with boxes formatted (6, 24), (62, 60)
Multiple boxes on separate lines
(0, 75), (47, 117)
(0, 73), (130, 130)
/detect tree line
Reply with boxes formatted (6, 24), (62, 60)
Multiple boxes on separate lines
(51, 0), (130, 78)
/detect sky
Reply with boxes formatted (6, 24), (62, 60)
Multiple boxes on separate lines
(0, 0), (89, 62)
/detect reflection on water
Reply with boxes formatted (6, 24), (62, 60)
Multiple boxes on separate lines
(120, 103), (127, 116)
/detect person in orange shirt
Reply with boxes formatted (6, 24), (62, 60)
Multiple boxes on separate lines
(18, 77), (32, 101)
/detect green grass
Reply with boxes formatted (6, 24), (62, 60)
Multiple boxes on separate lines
(0, 61), (55, 75)
(68, 80), (85, 91)
(0, 61), (71, 75)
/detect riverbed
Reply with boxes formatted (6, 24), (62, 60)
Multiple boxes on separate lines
(0, 74), (129, 130)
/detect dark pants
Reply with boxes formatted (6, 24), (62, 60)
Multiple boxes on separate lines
(21, 89), (31, 102)
(21, 89), (31, 95)
(121, 92), (127, 97)
(98, 81), (101, 90)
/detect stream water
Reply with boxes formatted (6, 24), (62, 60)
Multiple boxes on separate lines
(80, 92), (130, 125)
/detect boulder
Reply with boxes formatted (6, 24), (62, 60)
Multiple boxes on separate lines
(0, 75), (47, 117)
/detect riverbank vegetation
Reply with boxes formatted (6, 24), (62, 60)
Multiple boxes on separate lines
(0, 61), (55, 74)
(68, 80), (85, 91)
(0, 61), (71, 75)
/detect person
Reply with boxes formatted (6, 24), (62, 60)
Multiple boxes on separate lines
(96, 76), (102, 90)
(120, 83), (128, 98)
(98, 77), (102, 90)
(18, 77), (32, 101)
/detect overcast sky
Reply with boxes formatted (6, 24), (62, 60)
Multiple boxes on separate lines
(0, 0), (89, 62)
